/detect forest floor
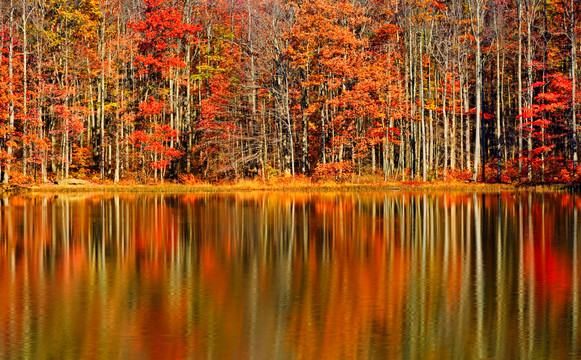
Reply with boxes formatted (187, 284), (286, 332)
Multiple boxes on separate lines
(8, 177), (576, 194)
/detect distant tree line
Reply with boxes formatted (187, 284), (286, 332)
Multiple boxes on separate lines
(0, 0), (579, 183)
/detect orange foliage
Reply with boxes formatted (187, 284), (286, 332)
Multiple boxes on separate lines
(313, 161), (354, 181)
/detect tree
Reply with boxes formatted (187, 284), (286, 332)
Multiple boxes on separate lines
(130, 0), (200, 181)
(468, 0), (488, 181)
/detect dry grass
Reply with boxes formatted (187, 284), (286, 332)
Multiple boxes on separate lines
(15, 172), (578, 194)
(20, 177), (553, 195)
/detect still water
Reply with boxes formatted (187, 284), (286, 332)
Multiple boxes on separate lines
(0, 191), (579, 359)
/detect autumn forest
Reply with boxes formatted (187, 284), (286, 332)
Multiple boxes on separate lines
(0, 0), (579, 184)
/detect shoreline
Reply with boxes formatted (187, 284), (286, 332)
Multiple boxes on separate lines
(1, 180), (577, 195)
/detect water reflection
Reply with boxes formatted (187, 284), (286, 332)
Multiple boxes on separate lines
(0, 191), (579, 359)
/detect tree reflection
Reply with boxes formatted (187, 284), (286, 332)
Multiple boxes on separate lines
(0, 191), (579, 359)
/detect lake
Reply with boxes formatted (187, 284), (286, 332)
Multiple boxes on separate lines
(0, 191), (579, 359)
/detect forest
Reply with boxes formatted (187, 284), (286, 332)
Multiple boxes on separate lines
(0, 0), (579, 184)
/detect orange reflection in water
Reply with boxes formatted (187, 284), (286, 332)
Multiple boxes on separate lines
(0, 191), (580, 359)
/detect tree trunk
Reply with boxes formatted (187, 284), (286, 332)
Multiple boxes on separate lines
(37, 7), (47, 183)
(496, 38), (502, 182)
(471, 0), (483, 182)
(526, 9), (534, 181)
(443, 65), (449, 180)
(420, 34), (427, 182)
(3, 1), (14, 184)
(100, 10), (106, 180)
(22, 1), (28, 177)
(572, 0), (578, 172)
(451, 69), (457, 170)
(518, 1), (524, 174)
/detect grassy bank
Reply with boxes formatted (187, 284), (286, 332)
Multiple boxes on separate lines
(0, 184), (31, 195)
(18, 178), (567, 194)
